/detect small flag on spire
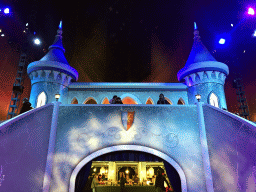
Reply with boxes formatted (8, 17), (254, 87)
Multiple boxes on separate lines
(59, 20), (62, 29)
(194, 22), (197, 30)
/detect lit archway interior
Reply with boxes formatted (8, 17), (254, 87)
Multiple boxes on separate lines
(146, 98), (153, 104)
(36, 91), (47, 108)
(122, 97), (137, 104)
(102, 98), (110, 104)
(209, 93), (219, 108)
(178, 98), (185, 105)
(164, 97), (172, 105)
(74, 150), (182, 192)
(84, 98), (97, 104)
(71, 97), (78, 104)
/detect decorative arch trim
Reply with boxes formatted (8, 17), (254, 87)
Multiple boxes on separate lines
(71, 97), (78, 104)
(36, 91), (47, 108)
(120, 93), (142, 104)
(69, 145), (187, 192)
(83, 97), (98, 104)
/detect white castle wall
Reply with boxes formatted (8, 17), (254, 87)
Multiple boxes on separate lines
(50, 104), (205, 192)
(67, 82), (189, 105)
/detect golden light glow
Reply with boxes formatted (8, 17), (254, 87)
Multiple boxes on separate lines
(122, 97), (137, 104)
(146, 98), (153, 104)
(102, 98), (110, 104)
(148, 167), (154, 177)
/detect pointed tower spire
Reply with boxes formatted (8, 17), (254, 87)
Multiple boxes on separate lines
(177, 23), (228, 82)
(48, 20), (65, 52)
(176, 23), (229, 108)
(39, 20), (68, 64)
(27, 20), (79, 83)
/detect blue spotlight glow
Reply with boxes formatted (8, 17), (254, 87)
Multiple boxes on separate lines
(248, 7), (255, 15)
(219, 38), (226, 44)
(253, 30), (256, 37)
(4, 8), (10, 14)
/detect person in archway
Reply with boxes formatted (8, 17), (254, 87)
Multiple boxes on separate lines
(157, 94), (170, 104)
(120, 172), (127, 192)
(91, 174), (99, 192)
(110, 95), (117, 104)
(155, 170), (170, 192)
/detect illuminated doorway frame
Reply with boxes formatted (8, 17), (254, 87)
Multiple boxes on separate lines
(69, 145), (187, 192)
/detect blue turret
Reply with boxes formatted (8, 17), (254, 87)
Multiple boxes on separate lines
(27, 21), (79, 108)
(177, 23), (229, 109)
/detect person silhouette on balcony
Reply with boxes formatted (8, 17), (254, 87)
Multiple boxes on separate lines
(157, 93), (170, 104)
(19, 98), (33, 114)
(110, 95), (117, 104)
(115, 97), (123, 104)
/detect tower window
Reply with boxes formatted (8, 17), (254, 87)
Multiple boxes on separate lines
(209, 92), (219, 108)
(37, 92), (47, 108)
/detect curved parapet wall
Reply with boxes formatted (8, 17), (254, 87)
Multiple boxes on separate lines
(203, 104), (256, 191)
(0, 104), (54, 192)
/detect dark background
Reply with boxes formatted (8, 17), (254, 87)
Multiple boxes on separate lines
(0, 0), (256, 121)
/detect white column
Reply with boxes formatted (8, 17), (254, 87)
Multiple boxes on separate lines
(138, 162), (147, 182)
(42, 101), (61, 192)
(108, 162), (116, 182)
(196, 101), (214, 192)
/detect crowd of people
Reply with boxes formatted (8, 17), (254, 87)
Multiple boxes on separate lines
(109, 95), (123, 104)
(109, 93), (170, 105)
(19, 94), (169, 113)
(88, 170), (174, 192)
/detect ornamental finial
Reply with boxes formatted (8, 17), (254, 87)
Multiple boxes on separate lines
(57, 20), (63, 36)
(193, 22), (200, 40)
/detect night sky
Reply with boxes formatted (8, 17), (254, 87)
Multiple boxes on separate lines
(0, 0), (256, 121)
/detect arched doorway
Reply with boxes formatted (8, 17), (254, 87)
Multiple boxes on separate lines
(209, 92), (219, 108)
(36, 91), (47, 108)
(70, 145), (186, 192)
(118, 166), (136, 181)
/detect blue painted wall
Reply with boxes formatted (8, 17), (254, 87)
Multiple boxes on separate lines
(187, 83), (227, 109)
(0, 104), (54, 192)
(51, 105), (205, 191)
(203, 105), (256, 191)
